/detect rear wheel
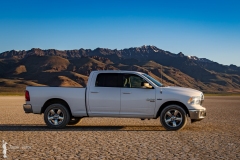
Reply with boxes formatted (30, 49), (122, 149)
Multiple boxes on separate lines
(68, 117), (82, 125)
(44, 103), (70, 129)
(160, 105), (187, 131)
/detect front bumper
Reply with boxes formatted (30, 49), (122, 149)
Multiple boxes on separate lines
(189, 108), (206, 120)
(23, 104), (33, 113)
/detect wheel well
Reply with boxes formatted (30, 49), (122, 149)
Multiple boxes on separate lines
(156, 101), (189, 118)
(41, 98), (72, 116)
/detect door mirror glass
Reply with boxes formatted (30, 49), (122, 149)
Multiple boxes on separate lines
(141, 82), (153, 89)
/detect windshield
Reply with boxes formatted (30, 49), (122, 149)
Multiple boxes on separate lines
(143, 74), (163, 87)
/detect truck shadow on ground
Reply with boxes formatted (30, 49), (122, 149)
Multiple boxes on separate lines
(0, 125), (168, 131)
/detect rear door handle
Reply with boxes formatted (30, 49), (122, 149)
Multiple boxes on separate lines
(91, 92), (99, 93)
(122, 92), (131, 94)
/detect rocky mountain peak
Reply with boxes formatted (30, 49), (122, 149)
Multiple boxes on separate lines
(178, 52), (185, 57)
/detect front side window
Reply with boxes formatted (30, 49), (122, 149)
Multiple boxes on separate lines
(143, 74), (163, 87)
(122, 74), (147, 88)
(95, 73), (121, 87)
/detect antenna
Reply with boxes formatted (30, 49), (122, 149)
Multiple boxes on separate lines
(161, 65), (163, 83)
(160, 64), (163, 94)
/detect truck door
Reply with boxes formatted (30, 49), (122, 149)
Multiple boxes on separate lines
(88, 73), (121, 116)
(120, 73), (156, 117)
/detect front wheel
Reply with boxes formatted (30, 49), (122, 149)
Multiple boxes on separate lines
(68, 117), (82, 125)
(160, 105), (187, 131)
(44, 103), (70, 129)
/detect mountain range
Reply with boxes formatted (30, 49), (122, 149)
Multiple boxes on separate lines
(0, 45), (240, 94)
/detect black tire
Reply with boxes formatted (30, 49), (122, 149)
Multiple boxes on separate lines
(68, 117), (82, 125)
(160, 105), (187, 131)
(44, 103), (70, 129)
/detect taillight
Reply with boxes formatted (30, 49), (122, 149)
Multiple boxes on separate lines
(25, 90), (30, 101)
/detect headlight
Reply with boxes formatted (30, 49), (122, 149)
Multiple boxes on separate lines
(188, 96), (201, 105)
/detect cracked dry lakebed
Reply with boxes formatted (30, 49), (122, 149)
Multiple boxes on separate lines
(0, 96), (240, 159)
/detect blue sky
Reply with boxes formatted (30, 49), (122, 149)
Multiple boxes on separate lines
(0, 0), (240, 66)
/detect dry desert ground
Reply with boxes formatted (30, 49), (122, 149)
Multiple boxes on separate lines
(0, 96), (240, 159)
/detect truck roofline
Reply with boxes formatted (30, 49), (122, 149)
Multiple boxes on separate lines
(90, 70), (144, 75)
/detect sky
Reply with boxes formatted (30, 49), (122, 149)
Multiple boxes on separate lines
(0, 0), (240, 66)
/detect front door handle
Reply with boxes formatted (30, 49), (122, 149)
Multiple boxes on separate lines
(122, 92), (131, 94)
(146, 98), (155, 102)
(91, 92), (99, 93)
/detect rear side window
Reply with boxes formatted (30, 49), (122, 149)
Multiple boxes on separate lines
(95, 73), (122, 87)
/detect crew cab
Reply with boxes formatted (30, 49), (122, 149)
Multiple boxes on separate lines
(23, 70), (206, 131)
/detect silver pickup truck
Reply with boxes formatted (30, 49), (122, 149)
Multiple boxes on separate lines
(23, 70), (206, 131)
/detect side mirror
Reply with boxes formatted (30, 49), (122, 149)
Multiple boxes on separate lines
(141, 82), (153, 89)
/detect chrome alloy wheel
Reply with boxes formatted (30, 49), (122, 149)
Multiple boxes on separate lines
(164, 109), (183, 127)
(47, 108), (64, 125)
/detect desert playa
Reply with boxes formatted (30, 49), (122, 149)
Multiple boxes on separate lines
(0, 96), (240, 159)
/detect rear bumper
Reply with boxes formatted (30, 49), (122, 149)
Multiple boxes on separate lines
(189, 108), (206, 120)
(23, 104), (33, 113)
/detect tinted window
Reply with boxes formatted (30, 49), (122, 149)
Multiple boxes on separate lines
(122, 74), (147, 88)
(143, 74), (163, 87)
(95, 73), (122, 87)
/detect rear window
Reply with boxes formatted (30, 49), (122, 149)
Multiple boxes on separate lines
(95, 73), (122, 87)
